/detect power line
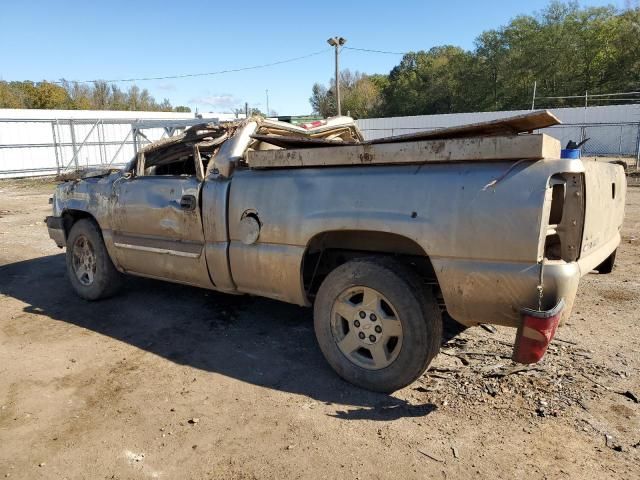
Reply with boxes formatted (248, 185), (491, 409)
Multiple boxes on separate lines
(343, 46), (409, 55)
(53, 48), (331, 84)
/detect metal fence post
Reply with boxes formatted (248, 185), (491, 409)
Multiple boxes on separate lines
(636, 123), (640, 169)
(50, 120), (60, 175)
(618, 124), (623, 156)
(100, 121), (107, 165)
(97, 120), (104, 165)
(580, 125), (587, 145)
(55, 119), (64, 168)
(69, 119), (78, 169)
(132, 125), (138, 155)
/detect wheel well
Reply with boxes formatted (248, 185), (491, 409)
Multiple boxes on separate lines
(302, 230), (443, 307)
(61, 209), (96, 236)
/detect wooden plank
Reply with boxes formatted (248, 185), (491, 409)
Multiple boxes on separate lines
(368, 110), (561, 145)
(247, 134), (561, 169)
(251, 134), (354, 148)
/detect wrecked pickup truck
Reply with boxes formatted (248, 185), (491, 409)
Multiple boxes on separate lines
(46, 112), (626, 392)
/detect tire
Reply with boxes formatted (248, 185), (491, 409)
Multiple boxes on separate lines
(314, 257), (442, 393)
(595, 249), (616, 274)
(66, 218), (122, 300)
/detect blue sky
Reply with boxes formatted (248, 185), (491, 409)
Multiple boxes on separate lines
(0, 0), (622, 115)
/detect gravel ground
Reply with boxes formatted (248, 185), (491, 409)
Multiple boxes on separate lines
(0, 176), (638, 480)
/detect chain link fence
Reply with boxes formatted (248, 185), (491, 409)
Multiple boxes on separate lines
(541, 123), (640, 157)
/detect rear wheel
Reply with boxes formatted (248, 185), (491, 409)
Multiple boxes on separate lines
(66, 218), (122, 300)
(314, 257), (442, 392)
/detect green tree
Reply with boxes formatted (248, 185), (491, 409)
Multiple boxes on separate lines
(159, 98), (172, 111)
(0, 78), (178, 112)
(126, 85), (141, 110)
(138, 88), (160, 111)
(0, 81), (25, 108)
(32, 82), (70, 109)
(310, 2), (640, 116)
(309, 70), (383, 119)
(380, 46), (475, 116)
(611, 7), (640, 92)
(61, 81), (92, 109)
(110, 85), (128, 110)
(341, 74), (382, 119)
(9, 81), (38, 108)
(474, 29), (508, 110)
(92, 80), (111, 109)
(310, 82), (335, 117)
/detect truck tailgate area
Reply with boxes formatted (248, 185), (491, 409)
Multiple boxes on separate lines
(579, 159), (626, 273)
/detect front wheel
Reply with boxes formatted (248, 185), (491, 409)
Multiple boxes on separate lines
(66, 218), (122, 300)
(314, 257), (442, 392)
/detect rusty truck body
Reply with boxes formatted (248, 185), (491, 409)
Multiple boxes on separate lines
(46, 112), (626, 392)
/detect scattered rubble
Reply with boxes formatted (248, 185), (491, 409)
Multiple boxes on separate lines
(417, 333), (624, 421)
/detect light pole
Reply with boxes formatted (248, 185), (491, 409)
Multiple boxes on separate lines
(327, 36), (346, 116)
(265, 89), (270, 117)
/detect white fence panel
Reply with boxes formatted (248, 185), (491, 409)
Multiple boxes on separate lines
(2, 105), (640, 178)
(0, 109), (225, 178)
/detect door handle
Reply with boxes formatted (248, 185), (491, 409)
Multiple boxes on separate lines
(180, 194), (196, 211)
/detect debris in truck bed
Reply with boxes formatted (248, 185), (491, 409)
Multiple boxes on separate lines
(250, 134), (354, 149)
(255, 116), (363, 143)
(246, 111), (563, 169)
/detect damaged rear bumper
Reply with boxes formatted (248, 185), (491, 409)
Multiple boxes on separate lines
(46, 216), (66, 248)
(433, 257), (580, 328)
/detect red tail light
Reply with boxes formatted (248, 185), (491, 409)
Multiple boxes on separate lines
(512, 299), (565, 364)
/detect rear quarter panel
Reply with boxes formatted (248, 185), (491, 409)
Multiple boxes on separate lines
(227, 159), (584, 325)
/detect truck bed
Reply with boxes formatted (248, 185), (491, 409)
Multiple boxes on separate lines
(246, 110), (563, 169)
(247, 134), (561, 169)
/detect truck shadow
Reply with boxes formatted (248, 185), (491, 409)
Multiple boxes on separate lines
(0, 254), (437, 422)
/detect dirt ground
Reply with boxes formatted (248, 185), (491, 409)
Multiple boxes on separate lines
(0, 176), (639, 480)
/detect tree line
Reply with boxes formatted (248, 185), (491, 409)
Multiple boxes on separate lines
(0, 80), (191, 112)
(310, 2), (640, 118)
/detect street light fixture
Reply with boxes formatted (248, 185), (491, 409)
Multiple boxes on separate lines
(327, 36), (347, 116)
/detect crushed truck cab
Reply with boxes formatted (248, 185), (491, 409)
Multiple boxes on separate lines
(47, 112), (626, 392)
